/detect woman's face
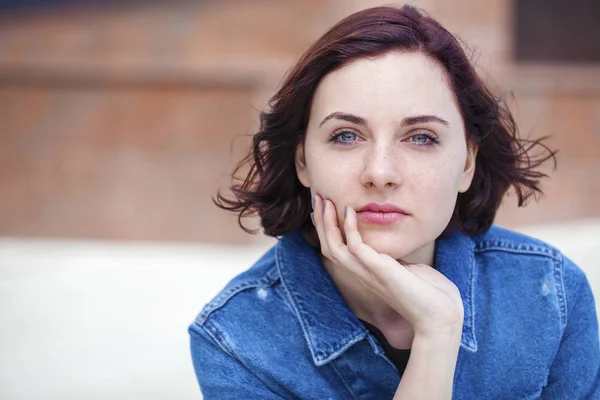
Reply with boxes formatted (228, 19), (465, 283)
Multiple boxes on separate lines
(295, 51), (477, 264)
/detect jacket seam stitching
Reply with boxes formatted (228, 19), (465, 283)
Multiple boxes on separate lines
(467, 249), (477, 351)
(554, 253), (568, 329)
(329, 362), (361, 400)
(197, 320), (236, 357)
(474, 245), (560, 261)
(275, 244), (319, 360)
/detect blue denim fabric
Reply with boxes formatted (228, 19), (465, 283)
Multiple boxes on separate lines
(189, 226), (600, 399)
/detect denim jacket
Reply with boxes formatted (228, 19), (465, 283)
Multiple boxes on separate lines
(189, 226), (600, 399)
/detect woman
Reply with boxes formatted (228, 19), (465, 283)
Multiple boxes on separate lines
(189, 5), (600, 399)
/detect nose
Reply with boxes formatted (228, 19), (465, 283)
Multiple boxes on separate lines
(360, 143), (402, 190)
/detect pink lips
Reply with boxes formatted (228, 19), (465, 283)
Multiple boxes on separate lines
(356, 203), (410, 224)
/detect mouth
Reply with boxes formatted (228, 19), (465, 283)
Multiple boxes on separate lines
(356, 203), (410, 224)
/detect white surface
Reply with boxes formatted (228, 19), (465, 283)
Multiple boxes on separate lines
(0, 239), (273, 400)
(0, 220), (598, 399)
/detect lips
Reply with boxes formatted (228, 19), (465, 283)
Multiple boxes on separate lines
(356, 203), (409, 224)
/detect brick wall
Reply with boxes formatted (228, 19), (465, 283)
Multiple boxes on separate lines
(0, 0), (598, 243)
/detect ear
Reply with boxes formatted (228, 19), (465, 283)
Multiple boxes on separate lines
(295, 143), (311, 188)
(458, 142), (478, 193)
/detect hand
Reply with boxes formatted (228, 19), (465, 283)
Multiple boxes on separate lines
(312, 194), (464, 338)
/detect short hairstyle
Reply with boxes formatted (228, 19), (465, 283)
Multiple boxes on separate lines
(214, 5), (556, 237)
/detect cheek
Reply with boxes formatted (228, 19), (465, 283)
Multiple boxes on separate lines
(408, 154), (465, 208)
(306, 152), (355, 193)
(426, 146), (467, 185)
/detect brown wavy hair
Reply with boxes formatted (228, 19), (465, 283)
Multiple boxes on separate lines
(214, 5), (556, 237)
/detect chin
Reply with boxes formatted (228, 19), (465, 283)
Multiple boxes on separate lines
(358, 226), (436, 264)
(361, 230), (415, 259)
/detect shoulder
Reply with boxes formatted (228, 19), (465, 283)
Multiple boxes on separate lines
(193, 244), (282, 327)
(471, 225), (587, 294)
(190, 240), (306, 352)
(189, 239), (313, 373)
(471, 225), (592, 327)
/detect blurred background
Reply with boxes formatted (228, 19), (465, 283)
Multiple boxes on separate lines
(0, 0), (598, 399)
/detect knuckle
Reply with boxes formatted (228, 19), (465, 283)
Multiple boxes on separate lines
(329, 247), (345, 263)
(320, 247), (332, 259)
(346, 241), (358, 254)
(354, 243), (369, 257)
(347, 239), (362, 252)
(326, 224), (339, 236)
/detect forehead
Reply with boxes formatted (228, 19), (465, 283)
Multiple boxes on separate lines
(310, 51), (461, 125)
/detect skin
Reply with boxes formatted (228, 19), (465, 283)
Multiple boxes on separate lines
(294, 51), (478, 399)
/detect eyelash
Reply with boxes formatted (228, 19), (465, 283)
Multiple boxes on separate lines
(329, 129), (440, 147)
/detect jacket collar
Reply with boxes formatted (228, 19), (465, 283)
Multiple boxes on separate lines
(435, 229), (478, 352)
(276, 229), (477, 366)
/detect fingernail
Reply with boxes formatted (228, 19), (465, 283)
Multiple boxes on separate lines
(344, 206), (348, 219)
(311, 195), (315, 210)
(310, 212), (315, 227)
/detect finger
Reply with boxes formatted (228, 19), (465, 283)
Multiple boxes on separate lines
(322, 199), (345, 250)
(316, 205), (378, 283)
(343, 206), (414, 285)
(321, 198), (350, 263)
(322, 202), (365, 272)
(312, 194), (333, 258)
(312, 201), (372, 282)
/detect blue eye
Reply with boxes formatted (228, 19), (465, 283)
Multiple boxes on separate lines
(330, 130), (359, 143)
(408, 132), (439, 146)
(411, 134), (431, 143)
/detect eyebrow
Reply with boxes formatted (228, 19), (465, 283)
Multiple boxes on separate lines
(402, 115), (449, 127)
(319, 112), (366, 127)
(318, 112), (449, 128)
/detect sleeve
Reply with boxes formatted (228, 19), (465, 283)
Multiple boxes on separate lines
(188, 321), (285, 399)
(541, 257), (600, 399)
